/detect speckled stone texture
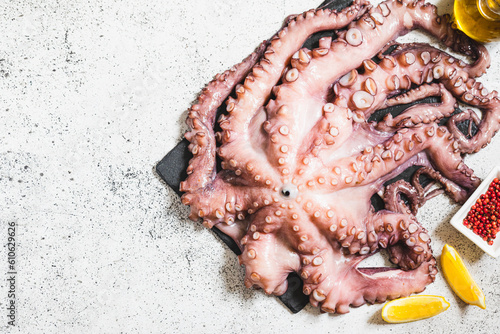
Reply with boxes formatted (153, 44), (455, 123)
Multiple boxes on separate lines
(0, 0), (499, 332)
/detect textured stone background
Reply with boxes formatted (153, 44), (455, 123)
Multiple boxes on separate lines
(1, 0), (499, 332)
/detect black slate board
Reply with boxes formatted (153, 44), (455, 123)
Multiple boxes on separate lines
(155, 0), (471, 314)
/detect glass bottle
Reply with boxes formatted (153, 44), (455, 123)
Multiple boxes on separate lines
(454, 0), (500, 42)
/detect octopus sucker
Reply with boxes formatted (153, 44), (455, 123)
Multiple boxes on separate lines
(179, 0), (500, 314)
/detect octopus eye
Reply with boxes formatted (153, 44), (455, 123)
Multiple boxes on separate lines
(280, 184), (298, 200)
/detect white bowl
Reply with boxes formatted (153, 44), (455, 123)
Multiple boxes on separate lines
(449, 166), (500, 258)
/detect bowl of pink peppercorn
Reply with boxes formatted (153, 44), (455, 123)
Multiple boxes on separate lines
(450, 166), (500, 258)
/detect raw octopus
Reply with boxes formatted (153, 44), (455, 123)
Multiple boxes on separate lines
(179, 0), (500, 313)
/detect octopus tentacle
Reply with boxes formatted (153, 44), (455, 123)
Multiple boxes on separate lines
(354, 256), (437, 305)
(217, 141), (279, 188)
(181, 177), (273, 231)
(239, 207), (300, 295)
(281, 209), (352, 307)
(370, 211), (433, 270)
(297, 96), (354, 165)
(385, 125), (476, 189)
(386, 45), (496, 103)
(412, 166), (469, 204)
(303, 249), (369, 313)
(386, 83), (451, 106)
(262, 2), (368, 174)
(376, 83), (456, 131)
(447, 98), (500, 153)
(408, 8), (490, 77)
(305, 122), (480, 194)
(383, 179), (420, 215)
(181, 43), (267, 192)
(388, 41), (487, 79)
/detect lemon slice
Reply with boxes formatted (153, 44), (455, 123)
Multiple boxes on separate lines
(441, 244), (486, 309)
(381, 295), (450, 323)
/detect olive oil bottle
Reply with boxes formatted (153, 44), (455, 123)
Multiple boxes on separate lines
(454, 0), (500, 42)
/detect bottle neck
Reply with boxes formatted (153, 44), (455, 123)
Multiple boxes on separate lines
(477, 0), (500, 21)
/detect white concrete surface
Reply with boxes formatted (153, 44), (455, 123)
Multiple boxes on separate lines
(1, 0), (499, 333)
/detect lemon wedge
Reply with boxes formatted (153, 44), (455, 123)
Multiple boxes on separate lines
(381, 295), (450, 323)
(441, 244), (486, 309)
